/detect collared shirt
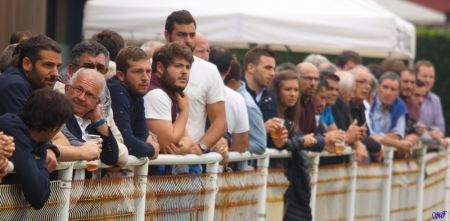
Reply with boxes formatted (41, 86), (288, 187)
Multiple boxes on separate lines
(319, 106), (335, 126)
(74, 115), (91, 141)
(255, 88), (266, 103)
(419, 91), (445, 133)
(236, 81), (267, 171)
(371, 96), (405, 138)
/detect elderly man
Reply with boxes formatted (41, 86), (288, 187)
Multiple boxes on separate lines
(108, 47), (159, 160)
(193, 33), (210, 61)
(367, 71), (413, 154)
(140, 41), (165, 58)
(63, 68), (120, 177)
(54, 41), (129, 168)
(0, 89), (72, 209)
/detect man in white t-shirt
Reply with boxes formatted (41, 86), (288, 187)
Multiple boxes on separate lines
(208, 45), (249, 153)
(143, 42), (194, 174)
(164, 10), (227, 172)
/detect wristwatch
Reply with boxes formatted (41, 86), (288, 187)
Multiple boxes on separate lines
(47, 145), (61, 158)
(197, 142), (208, 153)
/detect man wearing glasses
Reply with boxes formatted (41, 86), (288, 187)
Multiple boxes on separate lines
(61, 68), (119, 178)
(53, 41), (129, 172)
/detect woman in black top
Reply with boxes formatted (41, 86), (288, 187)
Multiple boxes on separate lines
(269, 70), (322, 221)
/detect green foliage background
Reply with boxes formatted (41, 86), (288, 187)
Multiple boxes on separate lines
(230, 26), (450, 134)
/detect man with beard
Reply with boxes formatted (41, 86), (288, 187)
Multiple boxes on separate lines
(144, 42), (193, 174)
(54, 41), (129, 170)
(0, 35), (61, 113)
(164, 10), (227, 172)
(397, 68), (421, 145)
(107, 47), (159, 160)
(0, 35), (64, 172)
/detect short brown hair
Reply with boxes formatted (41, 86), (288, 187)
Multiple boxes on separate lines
(335, 50), (361, 67)
(18, 35), (61, 69)
(243, 46), (275, 72)
(414, 59), (434, 75)
(116, 47), (149, 75)
(224, 58), (242, 85)
(90, 29), (125, 61)
(152, 41), (194, 73)
(165, 10), (196, 35)
(381, 58), (405, 73)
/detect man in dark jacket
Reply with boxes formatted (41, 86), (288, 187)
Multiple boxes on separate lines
(107, 47), (159, 160)
(0, 89), (72, 209)
(64, 68), (120, 175)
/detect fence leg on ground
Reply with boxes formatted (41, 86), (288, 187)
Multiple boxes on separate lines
(382, 148), (394, 221)
(58, 163), (74, 221)
(257, 153), (269, 221)
(348, 155), (357, 221)
(206, 153), (221, 221)
(309, 154), (319, 220)
(135, 158), (149, 221)
(416, 146), (427, 221)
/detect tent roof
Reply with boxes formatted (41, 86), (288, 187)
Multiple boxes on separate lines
(375, 0), (446, 24)
(83, 0), (416, 59)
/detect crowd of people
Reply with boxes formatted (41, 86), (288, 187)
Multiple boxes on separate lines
(0, 9), (446, 220)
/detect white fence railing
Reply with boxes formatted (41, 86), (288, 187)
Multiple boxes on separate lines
(1, 142), (449, 221)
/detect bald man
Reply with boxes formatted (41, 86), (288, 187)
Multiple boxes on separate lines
(140, 41), (165, 58)
(193, 33), (210, 60)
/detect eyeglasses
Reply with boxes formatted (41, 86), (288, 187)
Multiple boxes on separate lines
(67, 84), (98, 101)
(355, 80), (371, 86)
(72, 63), (107, 74)
(301, 76), (319, 82)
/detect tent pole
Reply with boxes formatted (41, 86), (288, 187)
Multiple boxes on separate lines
(408, 58), (414, 69)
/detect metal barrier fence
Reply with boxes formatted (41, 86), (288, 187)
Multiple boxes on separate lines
(1, 142), (449, 221)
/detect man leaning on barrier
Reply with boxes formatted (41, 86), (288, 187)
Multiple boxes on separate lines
(108, 47), (160, 160)
(0, 89), (73, 209)
(62, 68), (120, 177)
(144, 42), (194, 175)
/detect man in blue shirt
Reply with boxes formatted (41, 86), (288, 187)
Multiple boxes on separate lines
(0, 89), (73, 209)
(107, 47), (159, 160)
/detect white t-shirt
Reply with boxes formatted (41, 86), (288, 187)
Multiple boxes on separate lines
(183, 56), (225, 142)
(225, 86), (249, 134)
(143, 89), (173, 121)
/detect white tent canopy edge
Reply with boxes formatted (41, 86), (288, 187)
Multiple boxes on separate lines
(83, 0), (416, 59)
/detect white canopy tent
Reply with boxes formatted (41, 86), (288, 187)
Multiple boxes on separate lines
(83, 0), (416, 59)
(375, 0), (446, 25)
